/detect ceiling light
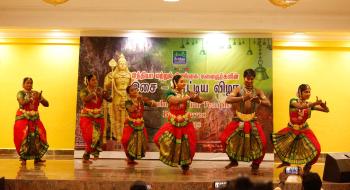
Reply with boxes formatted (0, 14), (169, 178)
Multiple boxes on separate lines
(203, 33), (230, 50)
(269, 0), (299, 8)
(48, 31), (68, 38)
(124, 32), (152, 52)
(43, 0), (69, 5)
(164, 0), (180, 2)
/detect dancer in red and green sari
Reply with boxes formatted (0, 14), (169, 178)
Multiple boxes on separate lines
(122, 85), (156, 165)
(272, 84), (329, 173)
(220, 69), (271, 175)
(154, 74), (204, 174)
(80, 74), (111, 164)
(14, 77), (49, 165)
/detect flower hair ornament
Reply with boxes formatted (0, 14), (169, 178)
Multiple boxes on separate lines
(297, 89), (301, 98)
(170, 79), (176, 89)
(297, 89), (303, 98)
(84, 76), (89, 86)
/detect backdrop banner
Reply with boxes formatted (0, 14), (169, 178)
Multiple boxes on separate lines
(75, 37), (273, 153)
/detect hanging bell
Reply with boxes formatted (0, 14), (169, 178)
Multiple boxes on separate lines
(255, 65), (269, 80)
(247, 49), (253, 55)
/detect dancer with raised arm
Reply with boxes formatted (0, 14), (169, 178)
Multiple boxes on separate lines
(272, 84), (329, 173)
(14, 77), (49, 165)
(80, 74), (111, 164)
(122, 85), (156, 165)
(221, 69), (271, 175)
(154, 74), (204, 174)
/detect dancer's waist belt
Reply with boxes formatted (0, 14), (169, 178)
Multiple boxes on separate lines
(19, 109), (38, 116)
(288, 122), (307, 130)
(168, 112), (191, 127)
(128, 116), (144, 123)
(81, 108), (102, 114)
(235, 111), (256, 122)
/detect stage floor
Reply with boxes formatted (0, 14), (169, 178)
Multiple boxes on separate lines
(1, 159), (273, 190)
(2, 158), (350, 190)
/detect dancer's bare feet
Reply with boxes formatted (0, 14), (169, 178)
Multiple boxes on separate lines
(181, 165), (190, 175)
(34, 159), (46, 165)
(82, 159), (92, 164)
(225, 160), (238, 169)
(20, 159), (26, 166)
(251, 163), (260, 175)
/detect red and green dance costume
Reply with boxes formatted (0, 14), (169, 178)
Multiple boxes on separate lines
(153, 90), (196, 167)
(272, 98), (320, 165)
(14, 91), (49, 160)
(79, 88), (105, 160)
(122, 100), (149, 160)
(220, 89), (266, 165)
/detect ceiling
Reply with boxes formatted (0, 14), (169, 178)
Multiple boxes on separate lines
(0, 0), (350, 39)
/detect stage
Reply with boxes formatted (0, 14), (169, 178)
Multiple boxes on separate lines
(1, 158), (273, 190)
(1, 154), (350, 190)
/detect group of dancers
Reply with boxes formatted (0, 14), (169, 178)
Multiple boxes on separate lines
(13, 68), (329, 175)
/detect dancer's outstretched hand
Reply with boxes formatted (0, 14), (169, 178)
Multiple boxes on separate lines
(315, 96), (323, 105)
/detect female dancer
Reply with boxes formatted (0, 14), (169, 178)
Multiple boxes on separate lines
(80, 74), (111, 164)
(153, 74), (204, 174)
(272, 84), (329, 173)
(14, 77), (49, 165)
(122, 85), (156, 165)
